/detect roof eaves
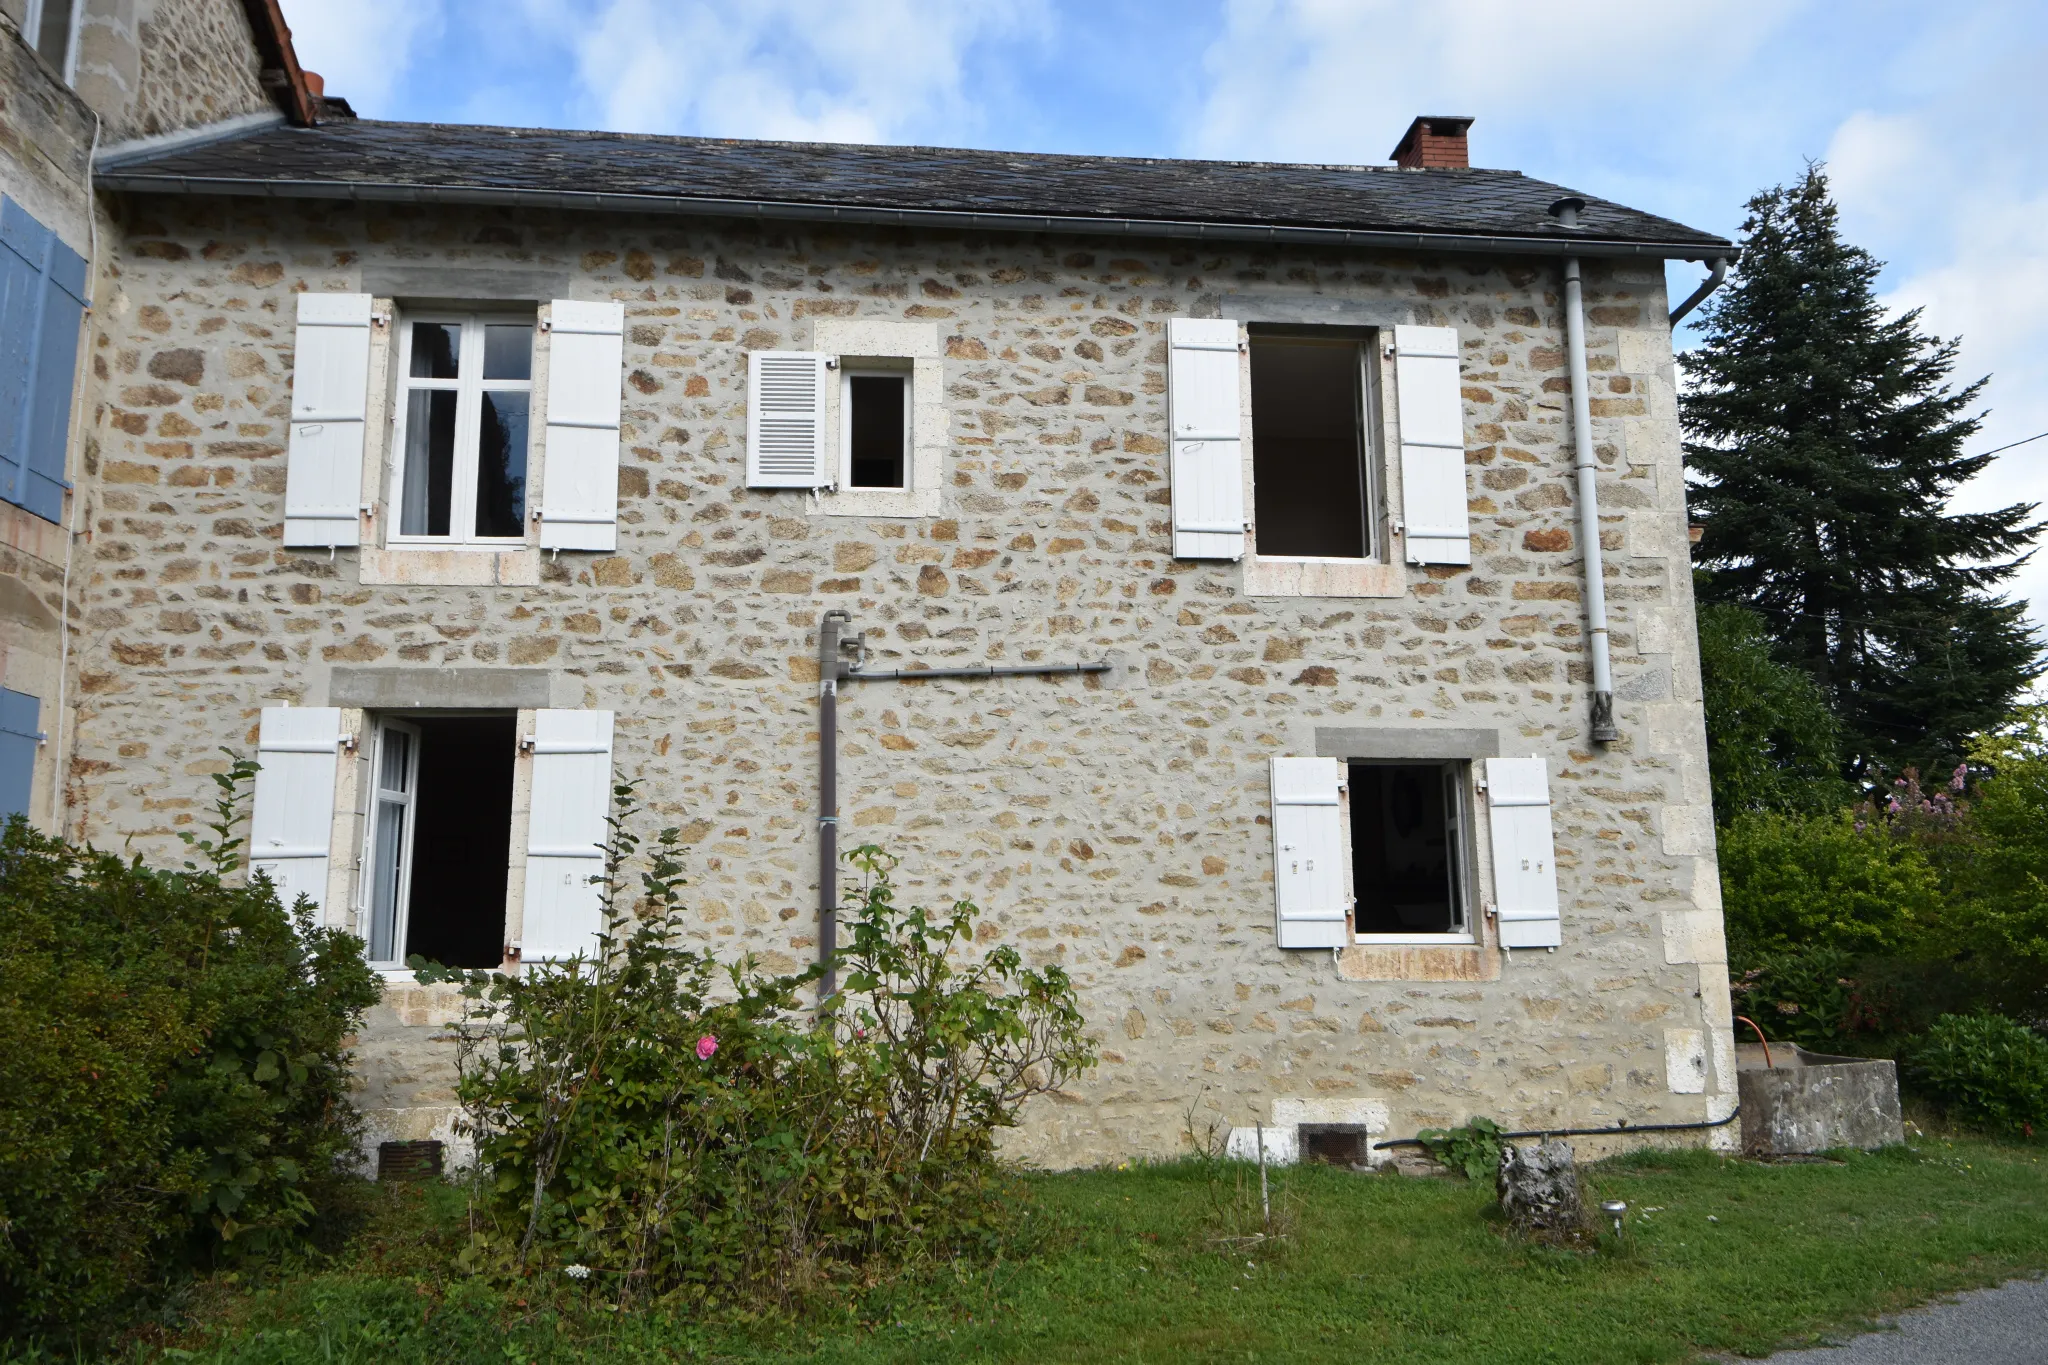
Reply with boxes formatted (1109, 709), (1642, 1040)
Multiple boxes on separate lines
(93, 170), (1735, 260)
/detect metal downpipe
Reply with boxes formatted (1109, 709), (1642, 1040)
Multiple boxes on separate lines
(1668, 256), (1731, 327)
(815, 609), (850, 1003)
(1559, 242), (1619, 744)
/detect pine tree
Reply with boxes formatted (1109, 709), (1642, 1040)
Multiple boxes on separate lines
(1681, 164), (2043, 779)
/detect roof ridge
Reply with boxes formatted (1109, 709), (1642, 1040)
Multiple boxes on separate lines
(339, 118), (1529, 180)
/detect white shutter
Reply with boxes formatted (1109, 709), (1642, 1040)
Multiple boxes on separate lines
(521, 709), (615, 962)
(1168, 318), (1245, 560)
(249, 706), (342, 913)
(540, 299), (625, 552)
(283, 294), (371, 548)
(745, 351), (828, 488)
(1485, 756), (1561, 948)
(1269, 756), (1348, 949)
(1393, 324), (1471, 566)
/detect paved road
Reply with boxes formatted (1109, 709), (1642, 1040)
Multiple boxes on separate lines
(1760, 1277), (2048, 1363)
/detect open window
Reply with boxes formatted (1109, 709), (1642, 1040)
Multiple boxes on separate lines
(391, 313), (534, 544)
(1349, 760), (1470, 939)
(23, 0), (81, 79)
(1249, 333), (1378, 561)
(363, 713), (517, 970)
(842, 366), (910, 490)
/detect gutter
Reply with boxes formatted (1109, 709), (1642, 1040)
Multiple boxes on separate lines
(1668, 256), (1731, 326)
(1551, 198), (1619, 744)
(91, 168), (1732, 262)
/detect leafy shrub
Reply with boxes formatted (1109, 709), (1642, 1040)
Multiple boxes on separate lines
(1910, 1013), (2048, 1134)
(1727, 945), (1896, 1052)
(0, 762), (380, 1343)
(1415, 1117), (1504, 1180)
(1697, 603), (1849, 818)
(1718, 809), (1942, 961)
(423, 792), (1093, 1307)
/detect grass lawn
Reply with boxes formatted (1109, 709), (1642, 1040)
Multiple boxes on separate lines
(94, 1135), (2048, 1364)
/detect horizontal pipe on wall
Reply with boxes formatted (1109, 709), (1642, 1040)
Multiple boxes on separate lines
(843, 661), (1111, 683)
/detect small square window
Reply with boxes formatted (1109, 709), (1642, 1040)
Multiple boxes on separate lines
(392, 312), (534, 544)
(1350, 760), (1469, 937)
(843, 369), (909, 490)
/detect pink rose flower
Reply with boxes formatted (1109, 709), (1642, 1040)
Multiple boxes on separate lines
(696, 1034), (718, 1061)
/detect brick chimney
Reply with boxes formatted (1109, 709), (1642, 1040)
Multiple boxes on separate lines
(1390, 116), (1475, 169)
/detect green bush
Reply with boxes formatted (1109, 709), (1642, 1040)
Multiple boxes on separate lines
(422, 793), (1094, 1308)
(1910, 1014), (2048, 1135)
(0, 763), (380, 1344)
(1718, 809), (1943, 961)
(1697, 603), (1850, 818)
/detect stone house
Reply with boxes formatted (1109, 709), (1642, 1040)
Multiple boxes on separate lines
(5, 5), (1743, 1167)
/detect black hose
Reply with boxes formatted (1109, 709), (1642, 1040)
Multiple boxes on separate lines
(1372, 1105), (1740, 1151)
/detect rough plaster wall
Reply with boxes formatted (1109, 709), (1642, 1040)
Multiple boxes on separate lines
(72, 197), (1731, 1165)
(72, 0), (268, 140)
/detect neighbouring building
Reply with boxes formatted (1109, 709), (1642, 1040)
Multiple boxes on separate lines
(3, 6), (1742, 1168)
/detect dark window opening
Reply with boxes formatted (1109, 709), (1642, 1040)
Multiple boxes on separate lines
(403, 715), (516, 969)
(847, 373), (907, 488)
(1349, 761), (1465, 935)
(1249, 336), (1371, 558)
(34, 0), (76, 72)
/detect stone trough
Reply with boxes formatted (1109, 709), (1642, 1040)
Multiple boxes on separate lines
(1736, 1042), (1904, 1156)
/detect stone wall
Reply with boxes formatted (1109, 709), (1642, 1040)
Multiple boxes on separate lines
(73, 194), (1732, 1165)
(73, 0), (270, 140)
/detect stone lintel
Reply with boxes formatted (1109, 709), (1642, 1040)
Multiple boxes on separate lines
(1316, 726), (1500, 760)
(330, 666), (553, 710)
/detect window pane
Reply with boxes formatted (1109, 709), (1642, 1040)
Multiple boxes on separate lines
(368, 798), (407, 963)
(848, 374), (907, 488)
(1349, 762), (1459, 934)
(36, 0), (74, 68)
(1249, 339), (1369, 558)
(400, 389), (457, 536)
(409, 323), (461, 379)
(483, 324), (532, 381)
(379, 727), (412, 793)
(474, 391), (529, 538)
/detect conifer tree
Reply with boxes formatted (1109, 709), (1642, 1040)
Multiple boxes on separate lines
(1681, 164), (2043, 779)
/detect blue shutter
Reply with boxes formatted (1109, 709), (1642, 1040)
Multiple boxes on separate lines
(0, 688), (41, 823)
(0, 197), (86, 524)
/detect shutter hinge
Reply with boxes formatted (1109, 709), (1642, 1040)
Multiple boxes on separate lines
(518, 733), (536, 753)
(371, 311), (391, 327)
(340, 732), (358, 753)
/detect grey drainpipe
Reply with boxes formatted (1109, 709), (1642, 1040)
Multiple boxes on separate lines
(1551, 198), (1619, 743)
(816, 609), (851, 1003)
(1668, 257), (1731, 327)
(812, 612), (1111, 1004)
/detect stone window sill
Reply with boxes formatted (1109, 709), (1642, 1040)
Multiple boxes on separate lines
(1336, 943), (1500, 982)
(818, 485), (943, 519)
(360, 546), (540, 586)
(1244, 555), (1403, 598)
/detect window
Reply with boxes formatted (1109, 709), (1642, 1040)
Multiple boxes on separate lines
(23, 0), (79, 78)
(1249, 334), (1376, 559)
(1349, 761), (1468, 938)
(363, 714), (517, 970)
(392, 314), (533, 543)
(1, 196), (86, 524)
(842, 368), (909, 489)
(0, 688), (39, 822)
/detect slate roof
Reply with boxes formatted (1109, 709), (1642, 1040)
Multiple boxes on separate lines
(96, 119), (1732, 259)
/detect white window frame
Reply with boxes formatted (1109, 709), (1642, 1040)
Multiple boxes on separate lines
(388, 310), (536, 548)
(838, 363), (913, 492)
(362, 716), (422, 972)
(22, 0), (83, 83)
(1237, 326), (1405, 598)
(1346, 758), (1477, 946)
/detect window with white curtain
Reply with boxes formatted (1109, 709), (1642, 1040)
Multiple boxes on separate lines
(391, 312), (534, 543)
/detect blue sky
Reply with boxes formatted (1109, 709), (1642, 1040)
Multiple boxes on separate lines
(280, 0), (2048, 630)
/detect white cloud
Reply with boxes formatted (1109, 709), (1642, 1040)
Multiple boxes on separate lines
(522, 0), (1048, 144)
(1191, 0), (1798, 171)
(276, 0), (445, 114)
